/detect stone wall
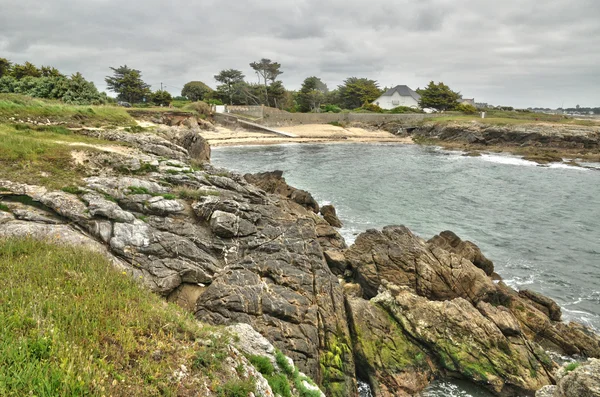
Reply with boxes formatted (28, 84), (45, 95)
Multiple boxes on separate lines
(261, 112), (437, 127)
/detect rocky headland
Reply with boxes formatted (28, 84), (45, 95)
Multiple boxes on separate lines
(410, 121), (600, 164)
(2, 115), (600, 396)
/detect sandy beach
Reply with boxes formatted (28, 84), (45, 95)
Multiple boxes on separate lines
(200, 123), (413, 146)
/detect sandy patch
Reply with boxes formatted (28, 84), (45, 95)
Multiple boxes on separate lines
(202, 124), (412, 147)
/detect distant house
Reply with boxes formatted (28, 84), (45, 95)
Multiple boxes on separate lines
(460, 98), (476, 106)
(373, 85), (421, 110)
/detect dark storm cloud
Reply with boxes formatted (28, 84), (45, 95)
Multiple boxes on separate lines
(0, 0), (598, 107)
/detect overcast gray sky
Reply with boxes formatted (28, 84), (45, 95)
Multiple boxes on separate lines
(1, 0), (598, 108)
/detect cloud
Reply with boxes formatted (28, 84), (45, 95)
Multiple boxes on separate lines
(0, 0), (598, 107)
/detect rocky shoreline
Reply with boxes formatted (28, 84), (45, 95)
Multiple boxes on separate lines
(410, 121), (600, 164)
(1, 120), (599, 396)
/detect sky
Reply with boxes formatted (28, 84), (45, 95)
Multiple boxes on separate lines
(1, 0), (599, 108)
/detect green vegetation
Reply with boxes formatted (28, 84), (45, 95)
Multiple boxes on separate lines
(0, 59), (108, 105)
(297, 76), (328, 113)
(105, 65), (151, 104)
(0, 238), (242, 396)
(128, 186), (150, 195)
(215, 378), (256, 397)
(417, 81), (460, 111)
(151, 90), (172, 107)
(0, 203), (10, 212)
(565, 361), (581, 373)
(61, 185), (85, 195)
(176, 187), (220, 200)
(0, 123), (122, 189)
(0, 94), (135, 126)
(182, 81), (213, 102)
(337, 77), (382, 110)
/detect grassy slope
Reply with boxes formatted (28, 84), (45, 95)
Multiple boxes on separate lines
(0, 94), (135, 127)
(424, 110), (599, 126)
(0, 123), (122, 189)
(0, 238), (238, 397)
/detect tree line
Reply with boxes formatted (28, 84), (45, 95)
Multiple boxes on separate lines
(0, 58), (108, 105)
(0, 57), (466, 111)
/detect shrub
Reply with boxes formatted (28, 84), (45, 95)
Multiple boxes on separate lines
(248, 355), (275, 376)
(361, 102), (384, 113)
(565, 362), (581, 373)
(151, 90), (172, 106)
(266, 373), (291, 397)
(176, 187), (220, 200)
(183, 101), (212, 118)
(61, 185), (84, 195)
(275, 349), (294, 376)
(321, 104), (341, 113)
(456, 103), (478, 114)
(216, 378), (256, 397)
(389, 106), (420, 114)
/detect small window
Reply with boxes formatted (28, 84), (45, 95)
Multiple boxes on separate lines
(392, 100), (400, 105)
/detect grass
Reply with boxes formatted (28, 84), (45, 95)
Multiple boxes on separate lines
(423, 110), (599, 126)
(0, 203), (10, 212)
(565, 361), (581, 373)
(0, 94), (135, 127)
(0, 238), (245, 396)
(0, 123), (123, 189)
(175, 186), (220, 200)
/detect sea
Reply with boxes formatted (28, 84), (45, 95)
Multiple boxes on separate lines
(211, 143), (600, 397)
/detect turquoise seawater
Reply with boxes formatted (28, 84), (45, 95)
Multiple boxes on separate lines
(211, 143), (600, 397)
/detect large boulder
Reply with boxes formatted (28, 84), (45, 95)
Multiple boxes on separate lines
(346, 297), (433, 397)
(245, 170), (320, 213)
(320, 204), (342, 228)
(536, 359), (600, 397)
(373, 283), (554, 396)
(428, 230), (494, 276)
(345, 226), (496, 302)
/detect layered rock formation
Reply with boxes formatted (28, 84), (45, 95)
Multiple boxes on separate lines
(2, 124), (600, 397)
(414, 122), (600, 150)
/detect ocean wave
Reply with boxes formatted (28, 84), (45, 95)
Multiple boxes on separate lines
(547, 163), (589, 171)
(479, 154), (538, 167)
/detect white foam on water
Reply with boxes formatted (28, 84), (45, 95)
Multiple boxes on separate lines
(547, 162), (589, 171)
(479, 154), (538, 167)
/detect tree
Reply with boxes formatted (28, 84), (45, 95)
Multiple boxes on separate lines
(105, 65), (151, 104)
(249, 58), (283, 106)
(11, 62), (41, 79)
(418, 81), (460, 111)
(297, 76), (328, 112)
(0, 58), (11, 78)
(40, 66), (64, 78)
(214, 69), (245, 105)
(181, 81), (213, 101)
(338, 77), (381, 109)
(151, 90), (172, 106)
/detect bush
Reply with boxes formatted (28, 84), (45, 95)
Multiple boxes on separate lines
(321, 104), (342, 113)
(389, 106), (420, 114)
(456, 103), (478, 114)
(361, 102), (383, 113)
(151, 90), (172, 106)
(216, 378), (256, 397)
(183, 101), (212, 117)
(248, 355), (275, 376)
